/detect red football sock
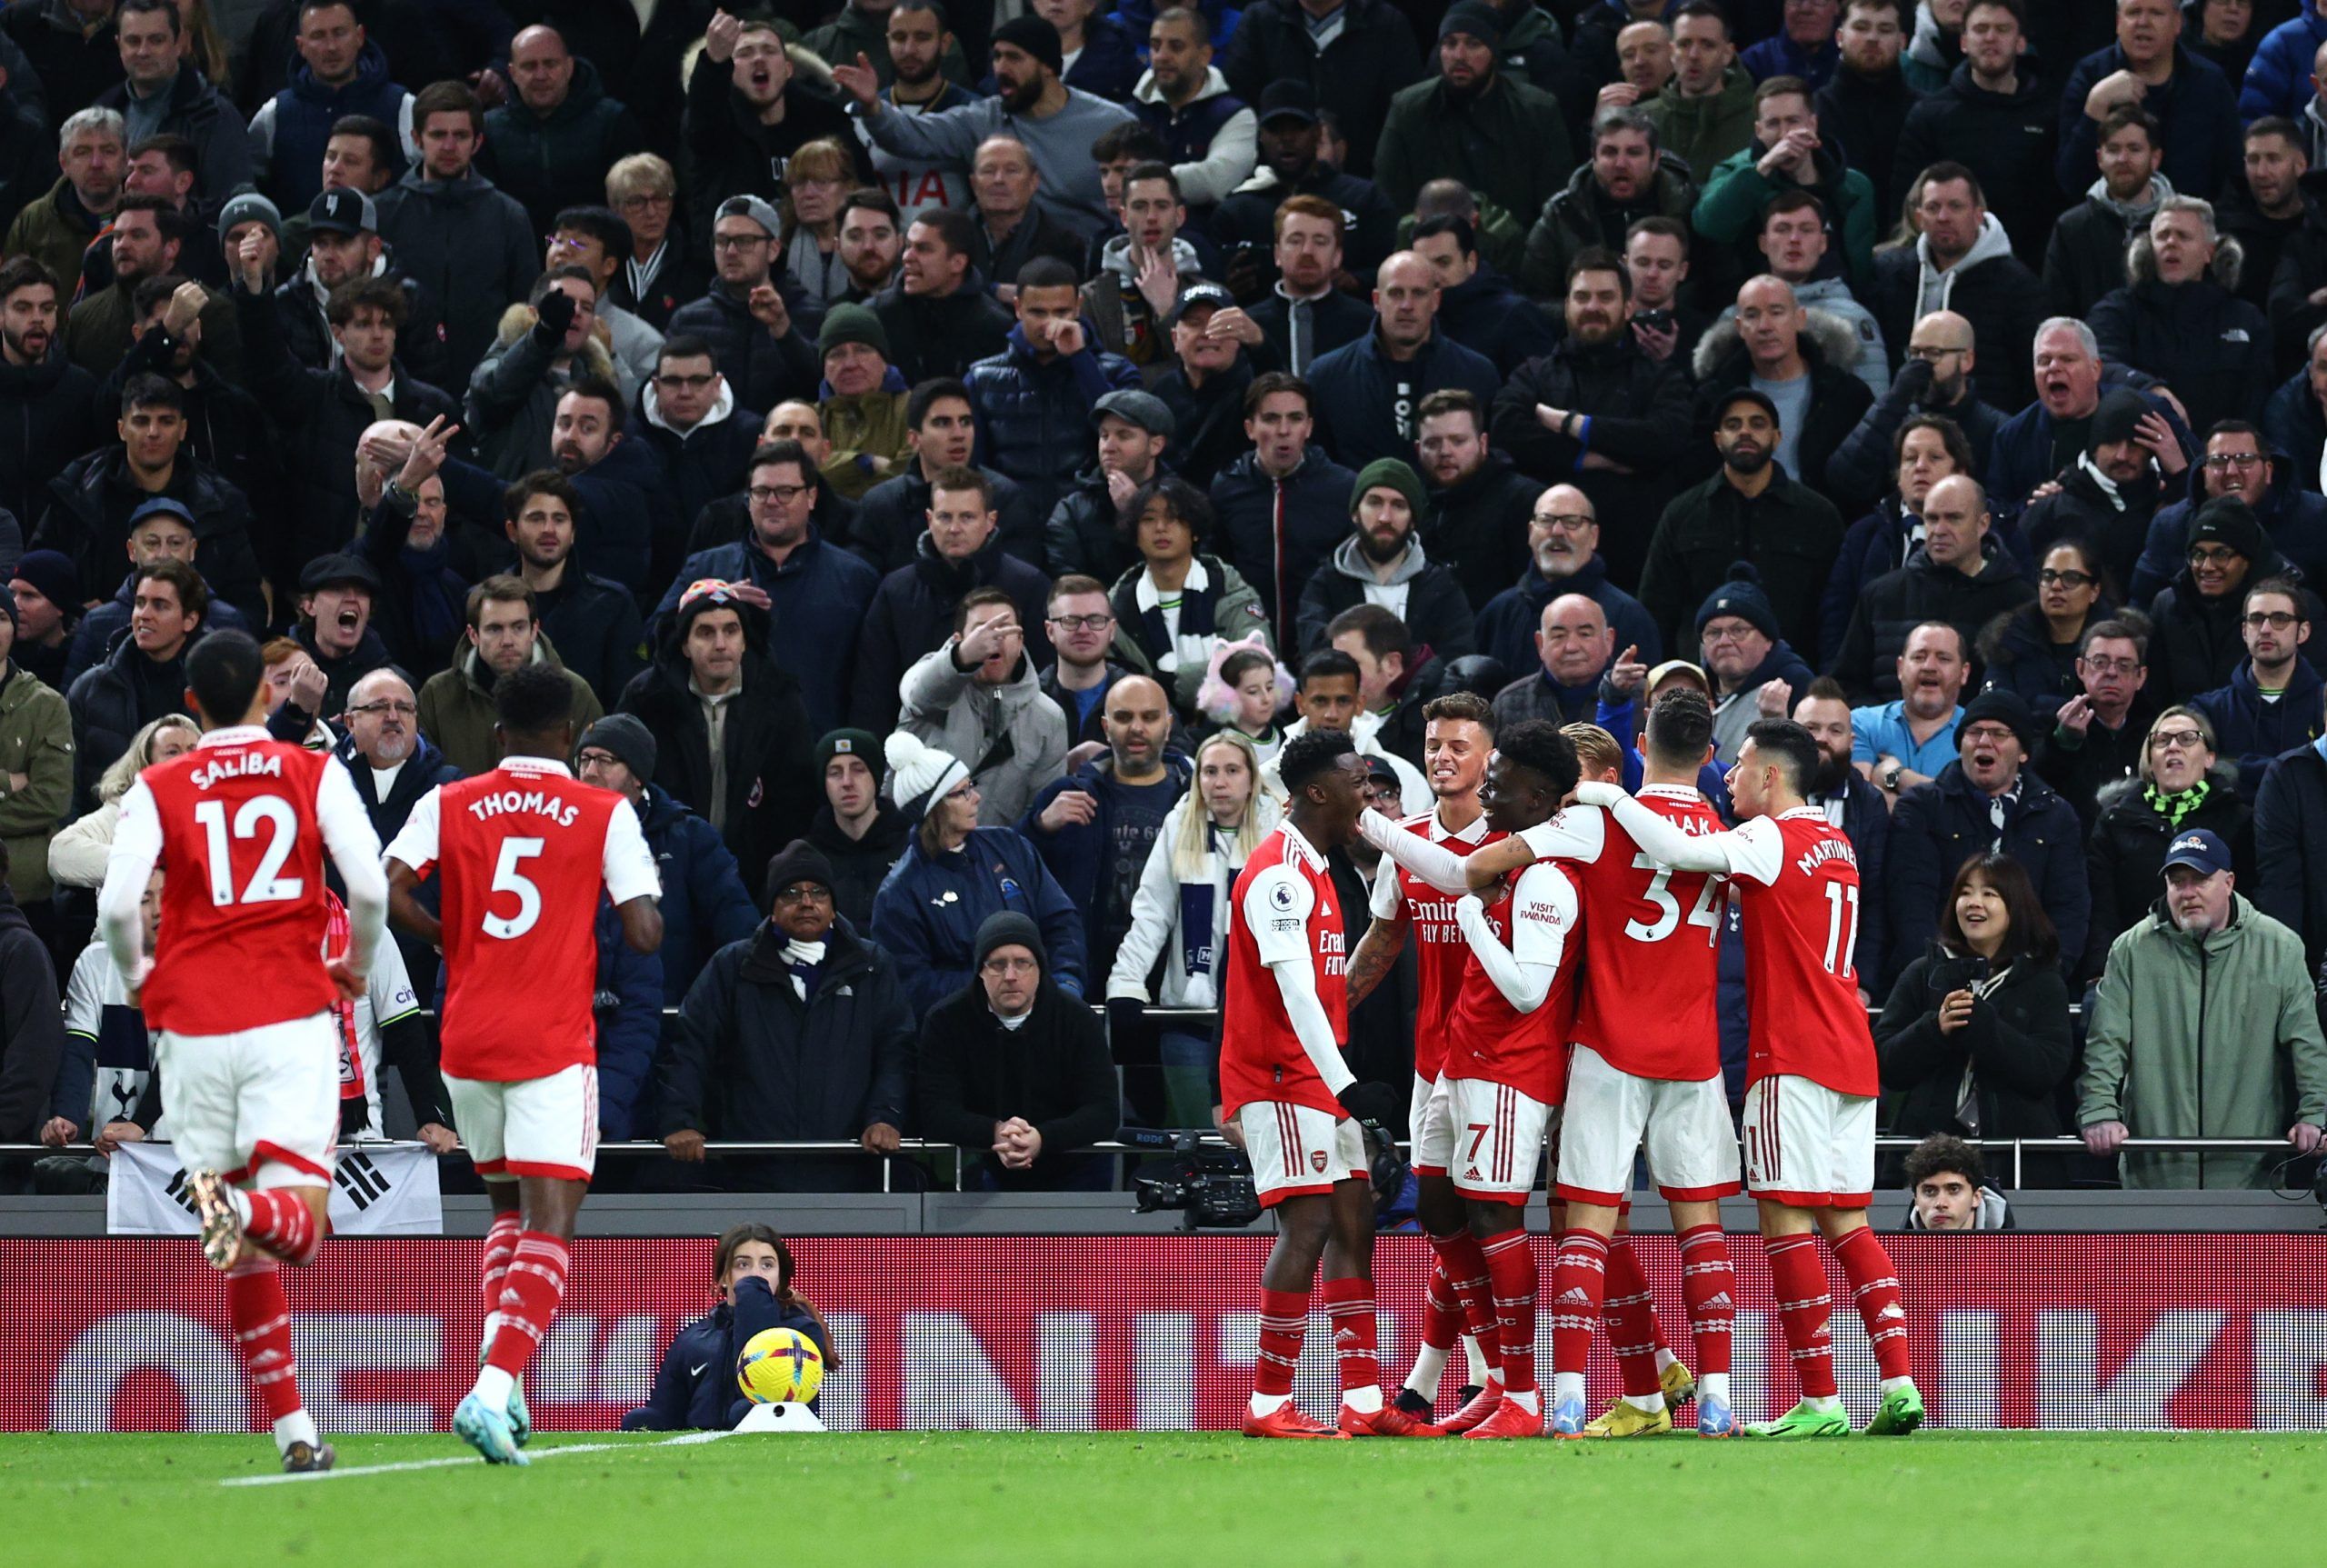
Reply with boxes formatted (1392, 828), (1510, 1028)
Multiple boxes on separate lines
(1545, 1229), (1606, 1385)
(1253, 1286), (1308, 1398)
(1320, 1276), (1380, 1395)
(1677, 1223), (1735, 1377)
(485, 1232), (569, 1379)
(1602, 1235), (1664, 1397)
(1764, 1233), (1837, 1400)
(1420, 1254), (1461, 1353)
(242, 1189), (323, 1266)
(1427, 1227), (1503, 1377)
(1833, 1225), (1913, 1381)
(1473, 1230), (1534, 1395)
(478, 1212), (521, 1353)
(225, 1257), (304, 1423)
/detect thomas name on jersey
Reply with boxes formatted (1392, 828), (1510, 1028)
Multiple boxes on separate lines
(464, 787), (584, 828)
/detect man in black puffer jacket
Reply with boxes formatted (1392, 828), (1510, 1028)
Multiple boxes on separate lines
(0, 256), (99, 529)
(1831, 474), (2033, 702)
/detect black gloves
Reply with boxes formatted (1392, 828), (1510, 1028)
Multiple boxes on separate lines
(1337, 1079), (1403, 1128)
(534, 286), (577, 339)
(1106, 996), (1146, 1046)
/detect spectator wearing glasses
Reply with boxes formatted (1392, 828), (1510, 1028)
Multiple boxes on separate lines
(1978, 540), (2120, 721)
(1824, 311), (2004, 515)
(1474, 484), (1659, 683)
(2147, 495), (2292, 702)
(2081, 827), (2327, 1191)
(1884, 686), (2088, 988)
(1040, 574), (1132, 757)
(2131, 420), (2327, 604)
(1874, 852), (2072, 1172)
(541, 205), (666, 401)
(634, 337), (763, 557)
(2188, 579), (2323, 788)
(602, 154), (709, 333)
(1685, 564), (1814, 764)
(2035, 618), (2155, 837)
(2084, 704), (2256, 980)
(666, 194), (820, 419)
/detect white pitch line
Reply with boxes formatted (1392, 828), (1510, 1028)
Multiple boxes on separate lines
(221, 1431), (731, 1486)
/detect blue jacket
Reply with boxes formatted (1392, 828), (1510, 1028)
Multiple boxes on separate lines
(2131, 444), (2327, 602)
(2239, 9), (2327, 122)
(1307, 326), (1500, 470)
(2191, 657), (2327, 792)
(591, 894), (663, 1141)
(1739, 32), (1838, 91)
(1019, 752), (1195, 963)
(1434, 265), (1558, 378)
(262, 40), (407, 210)
(2055, 44), (2240, 204)
(666, 279), (821, 419)
(1208, 446), (1357, 644)
(637, 784), (760, 1007)
(1885, 760), (2089, 990)
(1986, 380), (2194, 524)
(869, 824), (1087, 1015)
(1474, 554), (1661, 679)
(965, 325), (1142, 522)
(621, 1276), (831, 1432)
(2264, 367), (2327, 494)
(566, 435), (681, 604)
(652, 533), (880, 737)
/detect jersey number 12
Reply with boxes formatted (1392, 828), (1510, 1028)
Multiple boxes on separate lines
(192, 796), (303, 906)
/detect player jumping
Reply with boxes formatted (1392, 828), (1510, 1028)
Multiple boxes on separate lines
(1224, 728), (1437, 1439)
(1344, 692), (1507, 1432)
(97, 631), (389, 1473)
(386, 664), (663, 1464)
(1578, 716), (1923, 1438)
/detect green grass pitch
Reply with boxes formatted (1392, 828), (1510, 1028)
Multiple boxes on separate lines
(2, 1429), (2320, 1566)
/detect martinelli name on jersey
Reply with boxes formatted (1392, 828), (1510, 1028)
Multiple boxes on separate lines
(1793, 835), (1859, 877)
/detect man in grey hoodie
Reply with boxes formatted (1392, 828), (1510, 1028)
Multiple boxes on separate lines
(1293, 456), (1478, 661)
(898, 584), (1071, 825)
(1868, 161), (2045, 409)
(2042, 103), (2172, 317)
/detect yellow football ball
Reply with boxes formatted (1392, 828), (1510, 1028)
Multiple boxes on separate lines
(735, 1326), (825, 1405)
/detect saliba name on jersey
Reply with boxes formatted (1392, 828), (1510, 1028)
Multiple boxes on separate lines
(186, 752), (283, 790)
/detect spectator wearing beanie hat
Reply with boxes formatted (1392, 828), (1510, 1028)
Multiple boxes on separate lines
(1294, 456), (1476, 660)
(576, 711), (759, 1008)
(804, 725), (910, 928)
(1690, 563), (1815, 764)
(815, 304), (912, 502)
(914, 907), (1119, 1190)
(869, 728), (1085, 1015)
(834, 14), (1137, 240)
(658, 834), (919, 1193)
(2021, 388), (2167, 597)
(2148, 494), (2301, 703)
(1373, 1), (1573, 222)
(7, 551), (82, 693)
(1883, 684), (2090, 989)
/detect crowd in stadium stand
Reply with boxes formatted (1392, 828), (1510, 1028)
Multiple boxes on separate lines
(5, 0), (2327, 1198)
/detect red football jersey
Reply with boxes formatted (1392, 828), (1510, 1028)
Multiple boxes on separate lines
(1221, 823), (1349, 1118)
(1728, 808), (1879, 1097)
(110, 728), (375, 1035)
(1368, 810), (1503, 1082)
(386, 757), (660, 1083)
(1565, 787), (1726, 1083)
(1443, 861), (1578, 1105)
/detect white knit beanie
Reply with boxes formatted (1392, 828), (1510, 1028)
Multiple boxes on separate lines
(885, 729), (970, 824)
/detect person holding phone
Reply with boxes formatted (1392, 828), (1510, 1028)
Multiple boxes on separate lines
(1873, 852), (2073, 1180)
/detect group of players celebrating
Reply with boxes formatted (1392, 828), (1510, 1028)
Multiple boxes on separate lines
(95, 630), (659, 1472)
(1223, 690), (1923, 1441)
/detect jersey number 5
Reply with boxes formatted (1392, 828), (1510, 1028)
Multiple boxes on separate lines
(484, 837), (545, 940)
(192, 796), (304, 906)
(1623, 854), (1722, 945)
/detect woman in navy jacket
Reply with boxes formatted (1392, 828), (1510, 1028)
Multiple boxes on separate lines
(623, 1224), (834, 1431)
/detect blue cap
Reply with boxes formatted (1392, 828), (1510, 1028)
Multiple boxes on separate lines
(2161, 829), (2232, 879)
(127, 496), (196, 530)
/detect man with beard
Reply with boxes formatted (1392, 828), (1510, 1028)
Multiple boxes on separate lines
(2042, 105), (2169, 320)
(1850, 620), (1969, 807)
(1824, 308), (2006, 512)
(681, 11), (862, 248)
(1374, 2), (1572, 224)
(835, 189), (905, 306)
(1213, 82), (1398, 281)
(1474, 484), (1658, 677)
(1132, 6), (1258, 219)
(1691, 274), (1873, 498)
(968, 135), (1083, 296)
(1521, 106), (1697, 301)
(1693, 77), (1877, 295)
(0, 257), (100, 530)
(2021, 388), (2171, 593)
(1246, 195), (1374, 378)
(1639, 387), (1845, 662)
(834, 15), (1136, 241)
(2221, 118), (2312, 332)
(1793, 676), (1889, 984)
(2035, 619), (2153, 835)
(809, 0), (971, 95)
(1868, 164), (2045, 413)
(1816, 0), (1922, 191)
(874, 208), (1016, 386)
(65, 195), (242, 382)
(1296, 457), (1475, 660)
(2132, 420), (2327, 601)
(1892, 0), (2060, 270)
(1412, 388), (1538, 612)
(503, 471), (644, 709)
(1307, 252), (1499, 471)
(1886, 686), (2087, 986)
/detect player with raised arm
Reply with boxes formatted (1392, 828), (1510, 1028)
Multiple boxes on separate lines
(385, 664), (663, 1465)
(1434, 719), (1583, 1439)
(1573, 716), (1923, 1438)
(96, 631), (389, 1474)
(1464, 695), (1744, 1438)
(1345, 691), (1507, 1433)
(1225, 727), (1438, 1439)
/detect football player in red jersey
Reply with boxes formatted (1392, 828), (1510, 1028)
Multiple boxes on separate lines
(1222, 727), (1437, 1439)
(97, 631), (389, 1473)
(1578, 716), (1924, 1439)
(1344, 691), (1508, 1432)
(386, 664), (663, 1465)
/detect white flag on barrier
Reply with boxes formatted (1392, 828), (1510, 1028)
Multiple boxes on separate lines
(105, 1142), (444, 1236)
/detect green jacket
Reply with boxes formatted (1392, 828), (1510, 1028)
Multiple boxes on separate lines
(2, 179), (103, 301)
(1373, 73), (1574, 234)
(1644, 65), (1756, 186)
(818, 387), (912, 500)
(416, 633), (604, 778)
(1692, 139), (1879, 291)
(2081, 894), (2327, 1190)
(1520, 155), (1699, 298)
(0, 664), (75, 904)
